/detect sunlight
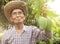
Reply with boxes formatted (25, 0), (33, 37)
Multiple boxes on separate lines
(47, 0), (60, 15)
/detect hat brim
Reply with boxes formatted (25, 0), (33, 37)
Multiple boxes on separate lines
(4, 1), (28, 21)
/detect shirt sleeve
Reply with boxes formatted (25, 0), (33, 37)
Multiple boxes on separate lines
(1, 29), (11, 44)
(32, 26), (52, 41)
(36, 29), (52, 41)
(1, 38), (8, 44)
(1, 33), (8, 44)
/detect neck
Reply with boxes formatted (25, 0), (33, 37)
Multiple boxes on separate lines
(15, 23), (24, 30)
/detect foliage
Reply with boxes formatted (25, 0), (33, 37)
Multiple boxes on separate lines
(0, 0), (60, 44)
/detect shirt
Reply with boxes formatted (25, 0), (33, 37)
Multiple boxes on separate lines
(1, 25), (51, 44)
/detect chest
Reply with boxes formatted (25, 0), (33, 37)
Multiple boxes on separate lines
(8, 30), (33, 44)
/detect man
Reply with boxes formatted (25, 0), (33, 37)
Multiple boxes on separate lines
(1, 0), (52, 44)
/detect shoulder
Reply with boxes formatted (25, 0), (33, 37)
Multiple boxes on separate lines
(2, 27), (14, 40)
(4, 28), (13, 35)
(27, 25), (41, 38)
(30, 25), (40, 32)
(25, 25), (40, 33)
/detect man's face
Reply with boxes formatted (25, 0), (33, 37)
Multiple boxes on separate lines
(10, 9), (26, 24)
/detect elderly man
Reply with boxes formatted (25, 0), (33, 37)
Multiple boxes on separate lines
(1, 0), (52, 44)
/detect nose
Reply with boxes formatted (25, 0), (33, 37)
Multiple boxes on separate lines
(16, 13), (20, 17)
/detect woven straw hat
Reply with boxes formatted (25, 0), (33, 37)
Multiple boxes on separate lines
(4, 1), (28, 21)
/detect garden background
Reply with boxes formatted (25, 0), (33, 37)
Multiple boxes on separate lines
(0, 0), (60, 44)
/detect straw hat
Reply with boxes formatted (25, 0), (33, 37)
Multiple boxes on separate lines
(4, 1), (28, 21)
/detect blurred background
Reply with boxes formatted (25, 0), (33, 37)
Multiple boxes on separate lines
(0, 0), (60, 44)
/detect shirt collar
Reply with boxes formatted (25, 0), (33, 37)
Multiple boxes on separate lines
(13, 25), (27, 32)
(22, 25), (27, 32)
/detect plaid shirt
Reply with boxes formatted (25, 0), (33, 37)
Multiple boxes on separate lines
(1, 25), (51, 44)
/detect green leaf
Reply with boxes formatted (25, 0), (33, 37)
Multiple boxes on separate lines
(46, 17), (52, 31)
(37, 16), (47, 30)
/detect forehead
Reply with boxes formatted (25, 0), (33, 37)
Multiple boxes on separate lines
(12, 9), (23, 13)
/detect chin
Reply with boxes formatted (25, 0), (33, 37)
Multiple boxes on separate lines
(14, 21), (23, 24)
(11, 20), (24, 24)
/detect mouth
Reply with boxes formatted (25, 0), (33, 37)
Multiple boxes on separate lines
(14, 17), (23, 21)
(15, 17), (22, 19)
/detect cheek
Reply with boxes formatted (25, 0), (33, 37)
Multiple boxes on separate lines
(23, 16), (26, 20)
(12, 15), (16, 19)
(9, 17), (14, 22)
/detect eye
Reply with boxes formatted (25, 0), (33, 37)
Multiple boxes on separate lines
(18, 12), (23, 14)
(12, 12), (16, 15)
